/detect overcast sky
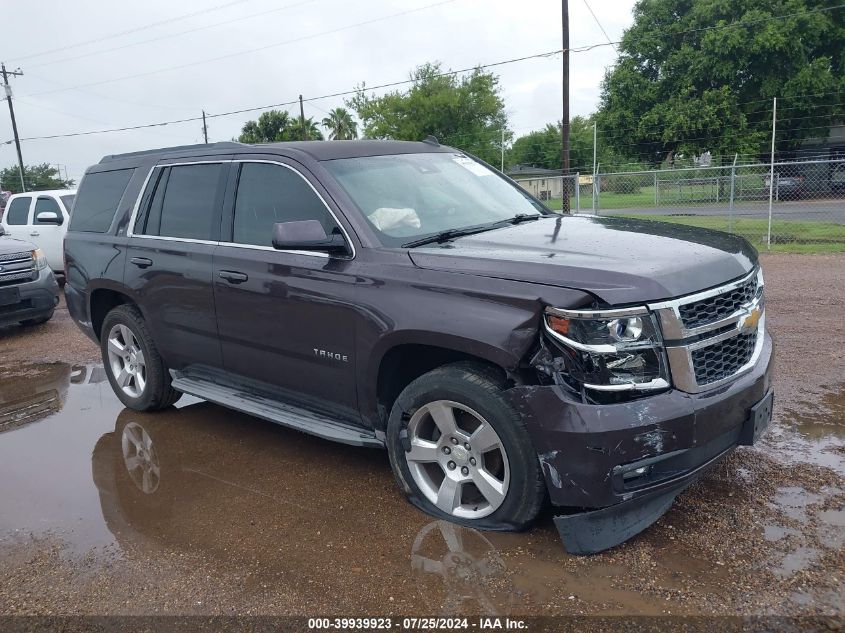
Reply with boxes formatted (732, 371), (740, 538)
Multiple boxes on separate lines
(1, 0), (637, 185)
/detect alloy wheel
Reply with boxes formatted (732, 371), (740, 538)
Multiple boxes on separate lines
(404, 400), (510, 519)
(107, 323), (147, 398)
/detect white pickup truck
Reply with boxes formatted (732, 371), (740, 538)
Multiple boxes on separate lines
(0, 189), (76, 278)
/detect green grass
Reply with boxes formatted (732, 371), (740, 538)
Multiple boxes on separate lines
(610, 214), (845, 253)
(544, 185), (757, 211)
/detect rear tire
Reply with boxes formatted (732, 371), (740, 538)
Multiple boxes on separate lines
(386, 362), (545, 531)
(100, 304), (182, 411)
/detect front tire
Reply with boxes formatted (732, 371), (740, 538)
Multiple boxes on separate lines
(386, 362), (545, 531)
(100, 305), (182, 411)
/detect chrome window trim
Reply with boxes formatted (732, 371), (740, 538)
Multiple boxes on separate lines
(126, 159), (355, 260)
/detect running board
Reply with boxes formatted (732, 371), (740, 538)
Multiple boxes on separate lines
(170, 370), (383, 448)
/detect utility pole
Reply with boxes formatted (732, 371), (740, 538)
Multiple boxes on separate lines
(592, 120), (597, 215)
(766, 97), (777, 250)
(561, 0), (570, 213)
(2, 63), (26, 192)
(202, 110), (209, 143)
(500, 127), (505, 172)
(299, 94), (307, 141)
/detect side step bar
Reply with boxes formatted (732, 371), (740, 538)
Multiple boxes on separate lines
(170, 370), (383, 448)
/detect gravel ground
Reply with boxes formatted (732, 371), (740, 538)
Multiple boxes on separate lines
(0, 253), (842, 619)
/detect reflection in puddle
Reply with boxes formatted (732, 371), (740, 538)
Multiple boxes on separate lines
(411, 521), (510, 614)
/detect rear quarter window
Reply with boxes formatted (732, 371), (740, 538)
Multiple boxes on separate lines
(69, 168), (135, 233)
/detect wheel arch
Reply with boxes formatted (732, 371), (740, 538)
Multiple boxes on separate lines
(365, 333), (518, 431)
(89, 285), (139, 340)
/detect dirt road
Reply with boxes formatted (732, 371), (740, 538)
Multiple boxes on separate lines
(0, 254), (842, 617)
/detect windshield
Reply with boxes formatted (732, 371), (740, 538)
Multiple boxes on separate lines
(323, 152), (547, 247)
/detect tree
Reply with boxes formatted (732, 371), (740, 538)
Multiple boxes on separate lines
(321, 107), (358, 140)
(508, 116), (616, 172)
(596, 0), (845, 163)
(238, 109), (324, 143)
(348, 62), (509, 165)
(0, 163), (74, 194)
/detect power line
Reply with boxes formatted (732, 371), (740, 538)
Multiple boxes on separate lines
(26, 0), (317, 70)
(22, 0), (460, 98)
(6, 48), (565, 142)
(6, 0), (257, 63)
(581, 0), (616, 49)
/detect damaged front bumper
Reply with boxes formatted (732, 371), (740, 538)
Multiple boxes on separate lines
(508, 332), (774, 554)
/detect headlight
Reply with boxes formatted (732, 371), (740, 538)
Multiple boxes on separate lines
(32, 249), (48, 270)
(543, 306), (669, 392)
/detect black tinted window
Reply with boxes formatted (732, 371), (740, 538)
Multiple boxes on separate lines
(60, 195), (75, 211)
(70, 169), (134, 233)
(155, 164), (223, 241)
(233, 163), (337, 247)
(5, 197), (30, 225)
(34, 196), (61, 223)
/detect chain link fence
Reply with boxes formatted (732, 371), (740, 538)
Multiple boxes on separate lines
(514, 158), (845, 252)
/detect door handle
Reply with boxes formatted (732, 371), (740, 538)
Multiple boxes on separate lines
(130, 257), (153, 269)
(219, 270), (248, 284)
(30, 231), (39, 237)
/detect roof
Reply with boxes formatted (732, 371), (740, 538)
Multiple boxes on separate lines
(99, 139), (454, 164)
(505, 164), (563, 177)
(8, 188), (77, 196)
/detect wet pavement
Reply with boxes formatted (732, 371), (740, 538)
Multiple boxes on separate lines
(0, 253), (843, 617)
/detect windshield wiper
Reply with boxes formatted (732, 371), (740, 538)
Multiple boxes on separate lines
(494, 213), (542, 226)
(401, 214), (542, 249)
(402, 224), (493, 248)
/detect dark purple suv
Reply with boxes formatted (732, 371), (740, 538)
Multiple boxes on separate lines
(64, 140), (773, 553)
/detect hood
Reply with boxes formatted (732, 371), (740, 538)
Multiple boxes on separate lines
(0, 235), (36, 254)
(408, 215), (757, 305)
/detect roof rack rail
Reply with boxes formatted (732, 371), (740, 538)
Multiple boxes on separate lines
(100, 141), (245, 163)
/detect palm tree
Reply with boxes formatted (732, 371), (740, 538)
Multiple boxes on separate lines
(321, 107), (359, 140)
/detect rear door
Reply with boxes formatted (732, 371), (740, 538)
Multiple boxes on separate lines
(30, 195), (67, 272)
(125, 160), (230, 371)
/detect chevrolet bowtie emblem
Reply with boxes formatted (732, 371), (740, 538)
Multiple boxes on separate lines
(739, 307), (762, 334)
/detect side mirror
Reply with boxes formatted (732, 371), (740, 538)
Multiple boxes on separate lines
(0, 225), (5, 236)
(36, 211), (63, 225)
(272, 220), (349, 255)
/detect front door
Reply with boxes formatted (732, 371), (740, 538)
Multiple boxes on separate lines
(30, 195), (67, 272)
(124, 161), (229, 370)
(212, 159), (360, 422)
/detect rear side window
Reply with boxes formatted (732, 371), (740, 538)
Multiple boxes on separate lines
(5, 197), (31, 225)
(34, 196), (61, 223)
(70, 169), (135, 233)
(142, 164), (223, 241)
(60, 195), (75, 211)
(232, 162), (337, 247)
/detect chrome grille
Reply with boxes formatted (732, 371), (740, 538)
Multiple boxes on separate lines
(679, 275), (759, 329)
(691, 331), (757, 385)
(650, 267), (765, 393)
(0, 251), (36, 286)
(0, 251), (32, 262)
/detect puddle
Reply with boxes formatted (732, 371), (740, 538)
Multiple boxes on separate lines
(777, 387), (845, 471)
(0, 362), (842, 615)
(763, 486), (845, 580)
